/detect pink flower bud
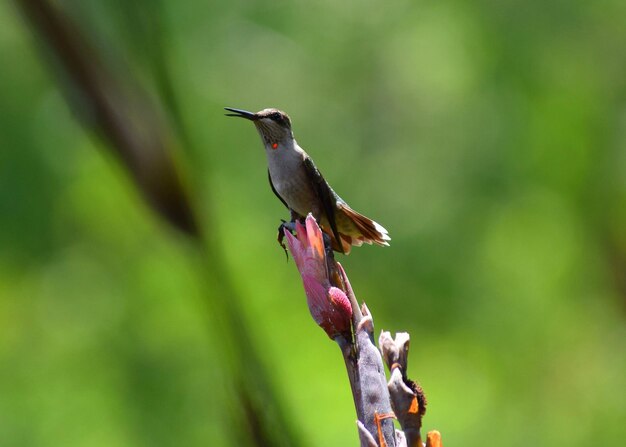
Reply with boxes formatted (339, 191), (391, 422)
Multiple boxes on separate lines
(285, 214), (353, 338)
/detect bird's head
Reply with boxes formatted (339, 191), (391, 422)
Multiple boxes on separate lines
(225, 107), (294, 150)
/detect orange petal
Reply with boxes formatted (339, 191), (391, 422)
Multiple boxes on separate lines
(305, 214), (325, 259)
(425, 430), (442, 447)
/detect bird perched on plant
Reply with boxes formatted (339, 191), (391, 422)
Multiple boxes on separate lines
(224, 107), (390, 254)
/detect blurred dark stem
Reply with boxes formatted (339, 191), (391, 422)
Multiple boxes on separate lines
(111, 0), (191, 149)
(198, 250), (302, 447)
(15, 0), (302, 445)
(16, 0), (198, 236)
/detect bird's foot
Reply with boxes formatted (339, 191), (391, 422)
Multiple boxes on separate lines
(277, 219), (297, 260)
(277, 217), (334, 262)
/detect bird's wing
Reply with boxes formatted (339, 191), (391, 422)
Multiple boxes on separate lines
(268, 170), (289, 210)
(302, 156), (344, 254)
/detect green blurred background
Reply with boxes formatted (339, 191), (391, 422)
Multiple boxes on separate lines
(1, 0), (625, 445)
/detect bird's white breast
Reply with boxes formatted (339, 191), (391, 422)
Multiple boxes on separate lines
(266, 143), (316, 216)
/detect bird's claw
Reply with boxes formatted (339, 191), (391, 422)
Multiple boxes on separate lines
(277, 219), (296, 260)
(277, 218), (332, 262)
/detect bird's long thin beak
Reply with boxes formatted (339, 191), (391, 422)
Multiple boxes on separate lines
(224, 107), (257, 120)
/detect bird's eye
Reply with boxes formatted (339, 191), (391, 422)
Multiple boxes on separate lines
(271, 113), (281, 121)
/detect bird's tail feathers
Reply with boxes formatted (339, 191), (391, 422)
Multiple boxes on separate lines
(337, 204), (390, 248)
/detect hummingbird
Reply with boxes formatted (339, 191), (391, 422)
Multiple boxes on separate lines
(224, 107), (390, 254)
